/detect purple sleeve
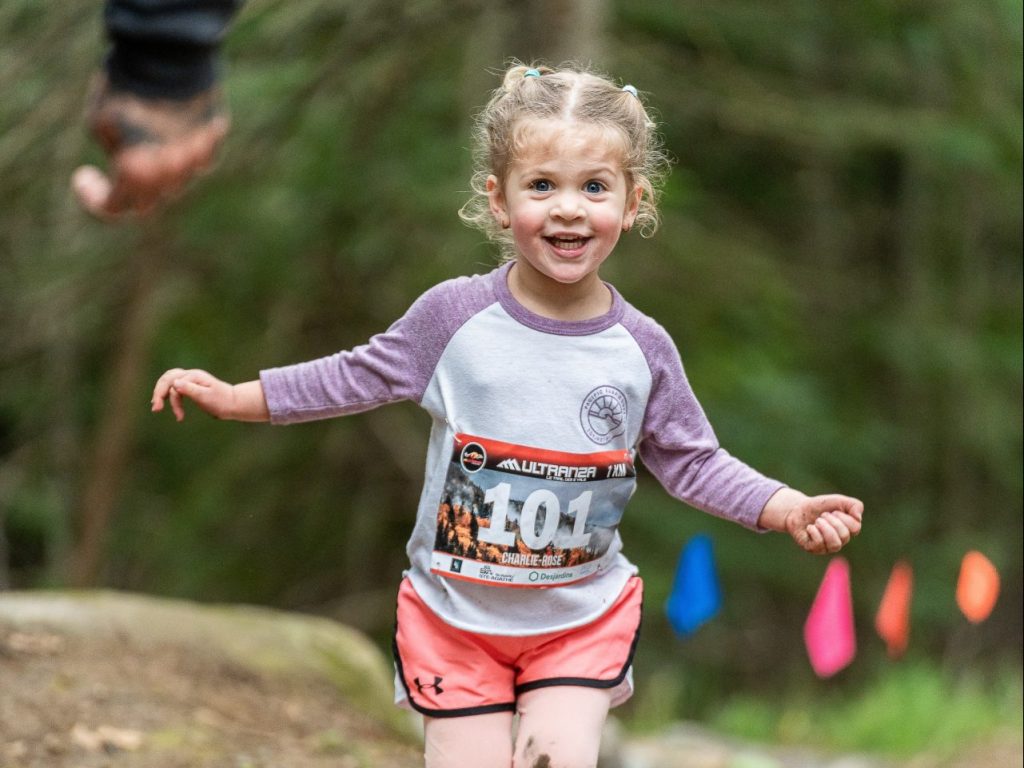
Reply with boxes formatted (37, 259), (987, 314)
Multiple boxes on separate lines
(623, 309), (784, 530)
(259, 274), (495, 425)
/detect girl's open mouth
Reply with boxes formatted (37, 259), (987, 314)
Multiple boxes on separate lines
(545, 236), (589, 252)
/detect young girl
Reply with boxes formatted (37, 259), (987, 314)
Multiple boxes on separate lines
(151, 63), (863, 768)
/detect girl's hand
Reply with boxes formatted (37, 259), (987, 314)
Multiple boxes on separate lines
(151, 368), (269, 422)
(759, 488), (864, 555)
(784, 494), (864, 554)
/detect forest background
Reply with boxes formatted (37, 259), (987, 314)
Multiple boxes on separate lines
(1, 0), (1021, 754)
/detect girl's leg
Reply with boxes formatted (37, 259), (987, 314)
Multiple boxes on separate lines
(423, 710), (515, 768)
(513, 686), (613, 768)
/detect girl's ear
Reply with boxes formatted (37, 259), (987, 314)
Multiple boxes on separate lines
(622, 184), (642, 231)
(486, 174), (510, 229)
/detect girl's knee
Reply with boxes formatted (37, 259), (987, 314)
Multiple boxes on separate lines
(424, 711), (514, 768)
(513, 735), (599, 768)
(512, 687), (612, 768)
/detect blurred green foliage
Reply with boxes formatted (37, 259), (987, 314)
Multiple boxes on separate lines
(707, 661), (1023, 756)
(0, 0), (1020, 728)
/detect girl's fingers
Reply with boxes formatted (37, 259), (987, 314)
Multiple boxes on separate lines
(171, 378), (208, 407)
(169, 384), (185, 421)
(820, 512), (851, 542)
(176, 369), (217, 388)
(152, 368), (213, 421)
(804, 524), (825, 553)
(171, 372), (230, 418)
(806, 494), (864, 522)
(833, 511), (862, 536)
(789, 496), (865, 555)
(815, 516), (845, 553)
(152, 367), (187, 410)
(817, 509), (867, 552)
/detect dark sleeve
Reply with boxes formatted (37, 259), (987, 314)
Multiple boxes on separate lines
(104, 0), (244, 100)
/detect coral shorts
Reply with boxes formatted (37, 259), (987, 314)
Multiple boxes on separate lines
(392, 576), (643, 718)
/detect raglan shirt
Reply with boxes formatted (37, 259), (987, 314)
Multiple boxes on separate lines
(260, 263), (784, 636)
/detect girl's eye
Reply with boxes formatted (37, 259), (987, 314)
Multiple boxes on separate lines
(584, 181), (606, 194)
(531, 180), (553, 192)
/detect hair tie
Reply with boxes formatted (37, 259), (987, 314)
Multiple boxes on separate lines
(524, 68), (542, 78)
(622, 84), (639, 98)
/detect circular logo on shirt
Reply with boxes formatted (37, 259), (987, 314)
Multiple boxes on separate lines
(459, 442), (487, 473)
(580, 386), (628, 445)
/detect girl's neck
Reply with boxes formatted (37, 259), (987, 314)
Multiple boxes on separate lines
(506, 261), (612, 322)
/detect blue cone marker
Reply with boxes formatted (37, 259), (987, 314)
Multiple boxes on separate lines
(665, 534), (722, 637)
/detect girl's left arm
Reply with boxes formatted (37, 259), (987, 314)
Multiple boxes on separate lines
(628, 315), (863, 551)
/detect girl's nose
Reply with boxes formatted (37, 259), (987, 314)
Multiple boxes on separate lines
(551, 192), (585, 220)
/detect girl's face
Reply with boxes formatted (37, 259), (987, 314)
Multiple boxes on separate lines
(487, 119), (641, 297)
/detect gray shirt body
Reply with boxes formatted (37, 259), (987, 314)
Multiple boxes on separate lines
(260, 263), (783, 636)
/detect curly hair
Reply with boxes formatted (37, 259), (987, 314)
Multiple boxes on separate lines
(459, 62), (671, 257)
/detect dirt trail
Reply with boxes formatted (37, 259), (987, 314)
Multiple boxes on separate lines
(1, 592), (1019, 768)
(1, 622), (420, 767)
(1, 591), (420, 767)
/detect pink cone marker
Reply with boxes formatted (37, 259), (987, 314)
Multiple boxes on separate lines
(804, 557), (857, 678)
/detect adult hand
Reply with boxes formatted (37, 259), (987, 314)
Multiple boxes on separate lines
(72, 74), (230, 220)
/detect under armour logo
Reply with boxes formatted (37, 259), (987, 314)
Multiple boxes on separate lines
(414, 676), (444, 694)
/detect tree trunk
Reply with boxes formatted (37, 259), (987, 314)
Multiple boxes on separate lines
(459, 0), (611, 162)
(479, 0), (610, 67)
(69, 231), (167, 587)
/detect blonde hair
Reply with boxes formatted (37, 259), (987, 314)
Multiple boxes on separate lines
(459, 62), (670, 256)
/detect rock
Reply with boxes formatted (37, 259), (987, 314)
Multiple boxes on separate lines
(1, 589), (410, 733)
(0, 589), (421, 767)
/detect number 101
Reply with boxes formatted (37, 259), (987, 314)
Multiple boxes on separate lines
(478, 483), (592, 550)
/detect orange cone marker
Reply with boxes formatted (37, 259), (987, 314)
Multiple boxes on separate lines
(956, 550), (1000, 623)
(875, 560), (913, 658)
(804, 558), (857, 678)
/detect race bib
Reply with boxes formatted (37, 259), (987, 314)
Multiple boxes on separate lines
(431, 433), (636, 587)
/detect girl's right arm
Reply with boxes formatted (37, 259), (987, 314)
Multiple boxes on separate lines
(151, 368), (269, 422)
